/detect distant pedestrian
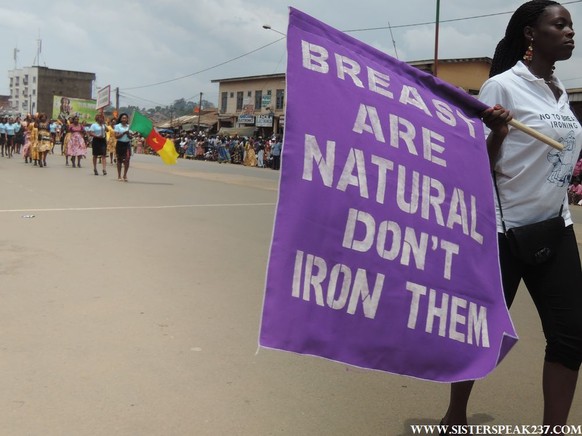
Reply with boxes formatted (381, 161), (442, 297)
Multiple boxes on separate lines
(271, 137), (282, 170)
(114, 113), (132, 181)
(67, 115), (87, 168)
(89, 113), (107, 176)
(106, 118), (117, 164)
(36, 113), (51, 167)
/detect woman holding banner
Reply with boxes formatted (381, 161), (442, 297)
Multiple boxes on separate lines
(440, 1), (581, 432)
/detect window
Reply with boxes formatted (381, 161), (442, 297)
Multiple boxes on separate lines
(15, 77), (19, 86)
(276, 89), (285, 110)
(221, 92), (228, 114)
(236, 91), (243, 110)
(33, 76), (36, 84)
(247, 91), (252, 97)
(267, 90), (272, 95)
(229, 92), (234, 98)
(255, 90), (262, 110)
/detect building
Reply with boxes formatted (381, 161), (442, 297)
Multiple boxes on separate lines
(8, 66), (95, 116)
(408, 57), (492, 95)
(210, 59), (492, 138)
(211, 73), (285, 138)
(213, 58), (582, 138)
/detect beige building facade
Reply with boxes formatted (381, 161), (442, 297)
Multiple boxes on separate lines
(212, 58), (582, 138)
(211, 73), (285, 137)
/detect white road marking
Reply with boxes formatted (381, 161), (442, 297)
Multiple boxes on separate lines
(0, 203), (276, 213)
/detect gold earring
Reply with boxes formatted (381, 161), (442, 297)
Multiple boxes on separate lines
(523, 39), (534, 63)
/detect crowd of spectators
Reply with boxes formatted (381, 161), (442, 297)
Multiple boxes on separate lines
(569, 157), (582, 205)
(157, 132), (283, 170)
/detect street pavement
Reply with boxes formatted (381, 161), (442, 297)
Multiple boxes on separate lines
(0, 152), (581, 436)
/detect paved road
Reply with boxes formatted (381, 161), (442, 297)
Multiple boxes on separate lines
(0, 152), (580, 435)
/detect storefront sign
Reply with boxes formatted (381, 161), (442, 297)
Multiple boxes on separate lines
(256, 114), (273, 127)
(238, 114), (255, 124)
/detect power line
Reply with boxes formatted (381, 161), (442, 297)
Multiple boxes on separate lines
(122, 37), (285, 91)
(343, 0), (582, 33)
(120, 0), (582, 92)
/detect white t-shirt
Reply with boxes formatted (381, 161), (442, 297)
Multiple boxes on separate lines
(89, 123), (106, 138)
(479, 61), (582, 232)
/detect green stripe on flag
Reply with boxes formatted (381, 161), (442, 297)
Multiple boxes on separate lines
(130, 111), (153, 137)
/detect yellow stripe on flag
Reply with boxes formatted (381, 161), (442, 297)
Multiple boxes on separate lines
(157, 139), (179, 165)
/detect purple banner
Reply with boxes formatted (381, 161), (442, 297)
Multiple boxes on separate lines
(260, 8), (517, 382)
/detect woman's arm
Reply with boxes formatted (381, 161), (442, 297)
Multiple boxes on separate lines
(481, 104), (513, 167)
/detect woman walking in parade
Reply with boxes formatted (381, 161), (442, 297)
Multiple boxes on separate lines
(4, 116), (18, 159)
(114, 113), (132, 181)
(88, 113), (107, 176)
(21, 114), (33, 163)
(14, 116), (24, 155)
(439, 1), (581, 433)
(106, 117), (117, 164)
(0, 116), (6, 157)
(36, 113), (51, 167)
(66, 115), (87, 168)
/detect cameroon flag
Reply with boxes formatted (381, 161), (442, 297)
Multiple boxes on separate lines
(130, 111), (179, 165)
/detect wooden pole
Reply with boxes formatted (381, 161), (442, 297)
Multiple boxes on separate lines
(508, 119), (564, 151)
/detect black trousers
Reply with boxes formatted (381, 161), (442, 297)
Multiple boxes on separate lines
(499, 225), (582, 370)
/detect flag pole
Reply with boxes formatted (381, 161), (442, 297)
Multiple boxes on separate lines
(508, 119), (563, 150)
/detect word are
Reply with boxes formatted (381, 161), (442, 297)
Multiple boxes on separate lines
(406, 281), (490, 347)
(291, 250), (385, 319)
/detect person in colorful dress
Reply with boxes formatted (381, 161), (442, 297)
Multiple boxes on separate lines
(243, 138), (257, 167)
(66, 115), (87, 168)
(21, 114), (33, 163)
(106, 118), (117, 164)
(36, 113), (51, 167)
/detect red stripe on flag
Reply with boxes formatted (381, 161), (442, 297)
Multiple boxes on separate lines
(146, 129), (166, 152)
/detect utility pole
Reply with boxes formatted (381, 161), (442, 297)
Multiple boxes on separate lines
(115, 87), (119, 111)
(433, 0), (440, 77)
(197, 92), (203, 134)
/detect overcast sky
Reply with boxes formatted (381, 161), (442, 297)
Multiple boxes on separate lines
(1, 0), (581, 108)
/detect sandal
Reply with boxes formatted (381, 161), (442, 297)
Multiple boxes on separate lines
(103, 170), (107, 176)
(94, 169), (99, 176)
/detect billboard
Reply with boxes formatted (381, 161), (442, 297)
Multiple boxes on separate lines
(52, 95), (98, 123)
(96, 85), (111, 110)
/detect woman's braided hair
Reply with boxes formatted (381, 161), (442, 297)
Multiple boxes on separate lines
(489, 0), (560, 77)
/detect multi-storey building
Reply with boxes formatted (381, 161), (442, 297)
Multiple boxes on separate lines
(7, 66), (95, 116)
(210, 60), (494, 138)
(211, 73), (286, 138)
